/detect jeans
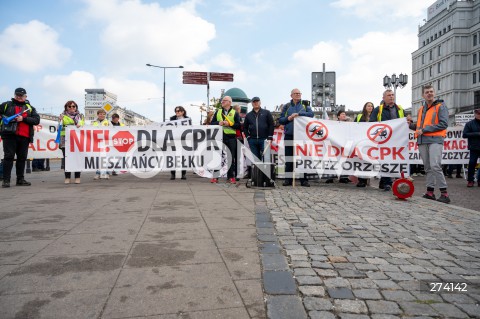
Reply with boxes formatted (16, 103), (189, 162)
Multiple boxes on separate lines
(248, 138), (265, 162)
(467, 149), (480, 182)
(418, 143), (447, 189)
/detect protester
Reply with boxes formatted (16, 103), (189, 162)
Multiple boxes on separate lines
(111, 113), (125, 127)
(32, 158), (46, 172)
(334, 110), (351, 184)
(354, 102), (374, 187)
(169, 106), (189, 180)
(233, 104), (244, 181)
(278, 88), (314, 187)
(370, 90), (406, 191)
(462, 108), (480, 187)
(109, 113), (125, 176)
(92, 109), (110, 180)
(203, 110), (214, 125)
(446, 164), (463, 179)
(59, 100), (84, 184)
(210, 96), (241, 184)
(0, 88), (40, 188)
(243, 97), (275, 178)
(409, 85), (450, 203)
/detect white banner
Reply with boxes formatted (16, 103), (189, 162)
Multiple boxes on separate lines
(408, 126), (471, 165)
(64, 125), (224, 177)
(294, 117), (409, 177)
(0, 119), (62, 159)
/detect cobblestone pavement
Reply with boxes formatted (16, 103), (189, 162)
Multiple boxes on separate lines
(262, 183), (480, 318)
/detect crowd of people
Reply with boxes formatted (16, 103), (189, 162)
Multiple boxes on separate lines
(1, 86), (479, 204)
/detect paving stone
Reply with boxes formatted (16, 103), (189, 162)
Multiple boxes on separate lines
(327, 288), (354, 299)
(367, 272), (389, 280)
(456, 303), (480, 317)
(258, 234), (278, 242)
(398, 302), (438, 316)
(366, 257), (389, 265)
(338, 269), (367, 278)
(372, 279), (401, 289)
(310, 255), (328, 261)
(263, 271), (296, 295)
(267, 295), (307, 319)
(440, 293), (476, 304)
(370, 315), (401, 319)
(366, 300), (402, 315)
(399, 264), (427, 273)
(311, 262), (334, 269)
(303, 297), (333, 311)
(354, 263), (378, 271)
(328, 256), (348, 263)
(349, 279), (378, 289)
(352, 288), (382, 300)
(289, 254), (308, 261)
(314, 269), (338, 277)
(377, 265), (400, 272)
(296, 276), (322, 285)
(294, 268), (317, 276)
(338, 314), (370, 319)
(323, 277), (351, 288)
(334, 299), (368, 314)
(381, 290), (415, 302)
(309, 311), (336, 319)
(299, 286), (325, 297)
(291, 261), (313, 268)
(430, 303), (468, 318)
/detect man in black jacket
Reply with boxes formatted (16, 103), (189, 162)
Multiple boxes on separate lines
(463, 109), (480, 187)
(243, 97), (274, 162)
(0, 88), (40, 188)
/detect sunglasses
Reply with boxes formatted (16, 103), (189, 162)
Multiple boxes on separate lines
(67, 105), (77, 108)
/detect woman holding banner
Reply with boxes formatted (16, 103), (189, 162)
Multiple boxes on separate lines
(354, 102), (374, 187)
(169, 106), (189, 180)
(59, 101), (84, 184)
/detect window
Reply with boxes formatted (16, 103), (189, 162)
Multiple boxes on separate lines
(434, 34), (438, 40)
(443, 28), (446, 34)
(474, 72), (477, 84)
(430, 36), (433, 42)
(422, 54), (425, 64)
(438, 45), (441, 56)
(423, 41), (426, 46)
(430, 66), (433, 77)
(474, 34), (478, 46)
(474, 53), (478, 65)
(427, 38), (430, 44)
(448, 25), (451, 31)
(438, 62), (441, 73)
(421, 70), (425, 80)
(430, 50), (433, 60)
(437, 80), (441, 91)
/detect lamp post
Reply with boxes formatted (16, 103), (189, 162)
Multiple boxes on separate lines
(383, 73), (408, 103)
(146, 64), (184, 122)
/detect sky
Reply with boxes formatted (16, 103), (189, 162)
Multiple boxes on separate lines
(0, 0), (432, 125)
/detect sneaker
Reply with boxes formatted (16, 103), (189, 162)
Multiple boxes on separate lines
(16, 179), (31, 186)
(456, 174), (462, 178)
(356, 182), (367, 187)
(210, 178), (218, 183)
(412, 173), (418, 177)
(74, 178), (81, 184)
(229, 178), (236, 184)
(301, 180), (310, 187)
(94, 174), (100, 180)
(446, 174), (453, 178)
(2, 180), (10, 188)
(112, 171), (118, 176)
(422, 193), (436, 200)
(467, 181), (474, 187)
(105, 174), (110, 180)
(65, 178), (71, 184)
(181, 175), (186, 180)
(437, 194), (451, 204)
(384, 185), (392, 191)
(100, 174), (107, 179)
(282, 180), (292, 186)
(325, 179), (334, 184)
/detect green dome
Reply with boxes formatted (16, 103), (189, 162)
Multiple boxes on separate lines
(223, 87), (250, 103)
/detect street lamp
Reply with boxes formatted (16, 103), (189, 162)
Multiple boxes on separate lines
(383, 73), (408, 103)
(146, 64), (184, 122)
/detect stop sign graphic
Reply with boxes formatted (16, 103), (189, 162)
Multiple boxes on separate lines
(112, 131), (135, 152)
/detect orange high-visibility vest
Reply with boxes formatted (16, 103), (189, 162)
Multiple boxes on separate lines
(415, 102), (446, 138)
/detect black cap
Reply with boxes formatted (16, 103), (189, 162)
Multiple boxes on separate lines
(14, 88), (27, 95)
(251, 96), (260, 102)
(474, 109), (480, 114)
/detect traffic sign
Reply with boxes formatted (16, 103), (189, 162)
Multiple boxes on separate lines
(183, 71), (207, 77)
(209, 72), (234, 82)
(183, 79), (208, 85)
(102, 102), (114, 113)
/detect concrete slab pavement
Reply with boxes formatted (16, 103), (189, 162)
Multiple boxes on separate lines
(0, 168), (264, 319)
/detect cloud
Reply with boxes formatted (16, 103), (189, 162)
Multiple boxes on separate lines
(331, 0), (429, 19)
(81, 0), (216, 74)
(220, 0), (274, 14)
(279, 29), (417, 111)
(0, 20), (71, 72)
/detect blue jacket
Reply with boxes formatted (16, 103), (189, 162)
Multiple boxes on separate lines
(243, 108), (274, 140)
(278, 100), (314, 136)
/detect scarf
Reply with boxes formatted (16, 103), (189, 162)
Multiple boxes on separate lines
(62, 110), (82, 125)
